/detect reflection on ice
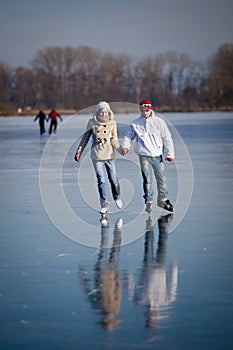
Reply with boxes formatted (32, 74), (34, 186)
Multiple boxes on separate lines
(78, 214), (178, 331)
(79, 218), (122, 331)
(132, 214), (177, 328)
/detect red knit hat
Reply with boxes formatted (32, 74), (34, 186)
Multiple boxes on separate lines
(139, 99), (153, 110)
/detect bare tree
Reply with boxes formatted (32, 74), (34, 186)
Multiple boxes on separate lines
(13, 67), (36, 109)
(0, 62), (13, 113)
(134, 54), (164, 106)
(1, 44), (233, 114)
(94, 52), (133, 102)
(206, 43), (233, 107)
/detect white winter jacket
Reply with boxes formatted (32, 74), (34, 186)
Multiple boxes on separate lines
(122, 111), (175, 159)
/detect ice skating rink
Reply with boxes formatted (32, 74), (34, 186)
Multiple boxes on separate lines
(0, 110), (233, 349)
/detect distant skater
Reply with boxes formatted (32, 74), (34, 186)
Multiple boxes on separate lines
(48, 109), (63, 134)
(34, 110), (47, 135)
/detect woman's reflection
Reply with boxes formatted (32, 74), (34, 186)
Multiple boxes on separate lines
(133, 214), (178, 328)
(79, 218), (123, 331)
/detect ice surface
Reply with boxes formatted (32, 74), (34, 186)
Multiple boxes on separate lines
(0, 112), (233, 349)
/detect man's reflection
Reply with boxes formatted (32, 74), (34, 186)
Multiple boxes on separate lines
(134, 214), (178, 328)
(79, 218), (122, 331)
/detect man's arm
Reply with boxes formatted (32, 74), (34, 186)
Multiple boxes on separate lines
(121, 124), (136, 154)
(161, 122), (175, 160)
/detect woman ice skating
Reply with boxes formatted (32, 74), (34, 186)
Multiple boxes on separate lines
(74, 101), (123, 215)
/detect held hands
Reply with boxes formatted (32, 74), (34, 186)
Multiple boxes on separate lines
(119, 146), (129, 156)
(165, 157), (174, 162)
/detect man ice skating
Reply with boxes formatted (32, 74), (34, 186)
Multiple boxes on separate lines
(121, 99), (175, 213)
(34, 110), (47, 135)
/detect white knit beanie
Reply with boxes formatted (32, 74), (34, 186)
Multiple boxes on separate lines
(95, 101), (111, 114)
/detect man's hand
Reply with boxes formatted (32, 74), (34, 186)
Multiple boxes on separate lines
(74, 153), (81, 162)
(165, 157), (173, 162)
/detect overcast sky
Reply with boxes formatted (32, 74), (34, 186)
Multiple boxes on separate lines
(0, 0), (232, 67)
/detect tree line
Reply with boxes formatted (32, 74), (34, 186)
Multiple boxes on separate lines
(0, 43), (232, 115)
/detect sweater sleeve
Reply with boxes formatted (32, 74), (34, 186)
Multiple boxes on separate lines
(76, 120), (92, 155)
(110, 122), (120, 150)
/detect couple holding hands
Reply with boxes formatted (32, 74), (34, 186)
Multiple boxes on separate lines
(74, 100), (175, 215)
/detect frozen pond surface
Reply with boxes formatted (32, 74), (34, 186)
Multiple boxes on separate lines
(0, 111), (233, 349)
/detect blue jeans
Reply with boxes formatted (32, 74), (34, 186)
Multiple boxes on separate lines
(139, 155), (168, 205)
(92, 159), (120, 208)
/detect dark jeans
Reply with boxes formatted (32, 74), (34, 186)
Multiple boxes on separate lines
(49, 120), (57, 134)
